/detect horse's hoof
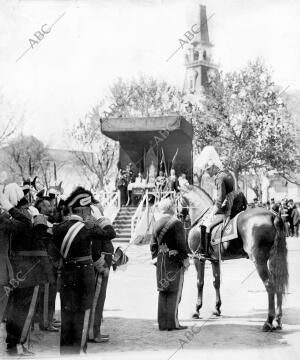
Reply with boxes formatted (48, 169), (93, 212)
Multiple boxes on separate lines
(192, 313), (200, 319)
(273, 320), (282, 330)
(262, 322), (274, 332)
(212, 310), (221, 317)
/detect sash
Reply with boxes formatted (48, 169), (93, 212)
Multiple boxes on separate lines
(157, 217), (177, 245)
(60, 221), (85, 259)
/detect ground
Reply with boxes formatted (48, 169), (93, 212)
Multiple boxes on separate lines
(1, 238), (299, 360)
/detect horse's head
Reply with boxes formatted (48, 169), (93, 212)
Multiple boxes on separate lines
(179, 184), (213, 226)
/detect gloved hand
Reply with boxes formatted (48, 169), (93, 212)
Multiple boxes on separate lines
(33, 214), (48, 227)
(182, 258), (190, 270)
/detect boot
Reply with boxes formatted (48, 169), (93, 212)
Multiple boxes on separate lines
(199, 230), (211, 260)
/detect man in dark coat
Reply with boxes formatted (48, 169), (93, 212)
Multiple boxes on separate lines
(0, 183), (54, 356)
(52, 187), (108, 354)
(88, 207), (116, 343)
(150, 199), (189, 331)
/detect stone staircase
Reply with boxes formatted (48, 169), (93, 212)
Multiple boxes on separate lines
(113, 206), (137, 242)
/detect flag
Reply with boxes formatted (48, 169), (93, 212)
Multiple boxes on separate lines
(53, 162), (57, 183)
(161, 148), (168, 177)
(28, 157), (32, 177)
(170, 148), (178, 170)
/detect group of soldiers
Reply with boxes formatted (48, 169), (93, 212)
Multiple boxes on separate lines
(0, 176), (127, 355)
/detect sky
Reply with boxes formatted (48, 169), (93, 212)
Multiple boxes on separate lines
(0, 0), (299, 149)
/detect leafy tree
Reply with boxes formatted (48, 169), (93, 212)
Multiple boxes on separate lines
(98, 75), (184, 118)
(192, 59), (298, 188)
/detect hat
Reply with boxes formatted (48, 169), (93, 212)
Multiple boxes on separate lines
(113, 247), (129, 267)
(194, 146), (223, 172)
(65, 186), (93, 208)
(22, 178), (32, 195)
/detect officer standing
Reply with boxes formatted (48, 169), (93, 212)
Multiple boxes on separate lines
(52, 187), (108, 354)
(150, 198), (189, 331)
(88, 205), (116, 343)
(0, 183), (54, 356)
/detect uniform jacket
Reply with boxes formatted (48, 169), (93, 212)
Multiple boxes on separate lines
(1, 206), (54, 288)
(151, 214), (188, 292)
(52, 215), (107, 312)
(91, 224), (116, 270)
(214, 170), (235, 212)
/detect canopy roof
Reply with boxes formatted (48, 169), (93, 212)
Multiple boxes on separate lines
(101, 115), (193, 141)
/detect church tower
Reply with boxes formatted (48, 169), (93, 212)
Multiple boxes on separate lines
(183, 5), (217, 95)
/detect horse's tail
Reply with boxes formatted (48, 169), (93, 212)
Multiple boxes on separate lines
(269, 215), (288, 293)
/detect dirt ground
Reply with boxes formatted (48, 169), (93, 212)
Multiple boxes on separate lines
(1, 237), (299, 360)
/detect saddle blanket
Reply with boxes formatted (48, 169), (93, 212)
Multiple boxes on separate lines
(210, 212), (242, 246)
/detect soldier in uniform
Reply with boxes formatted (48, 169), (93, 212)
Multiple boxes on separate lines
(195, 146), (247, 259)
(150, 199), (189, 331)
(0, 183), (54, 356)
(88, 205), (116, 343)
(52, 187), (109, 354)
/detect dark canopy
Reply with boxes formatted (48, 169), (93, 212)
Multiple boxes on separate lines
(101, 116), (193, 182)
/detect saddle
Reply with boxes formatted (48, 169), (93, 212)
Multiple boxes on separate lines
(210, 213), (240, 246)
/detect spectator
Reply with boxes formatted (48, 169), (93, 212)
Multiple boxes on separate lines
(168, 168), (179, 192)
(288, 199), (300, 237)
(178, 173), (189, 189)
(155, 171), (166, 192)
(279, 199), (290, 236)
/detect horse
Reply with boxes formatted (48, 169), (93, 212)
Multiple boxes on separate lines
(179, 184), (288, 332)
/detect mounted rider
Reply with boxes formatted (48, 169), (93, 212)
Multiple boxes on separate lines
(195, 146), (247, 259)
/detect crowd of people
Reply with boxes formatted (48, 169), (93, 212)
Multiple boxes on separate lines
(0, 174), (127, 356)
(116, 163), (190, 206)
(250, 197), (300, 237)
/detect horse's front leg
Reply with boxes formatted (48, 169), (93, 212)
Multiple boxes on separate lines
(211, 260), (221, 316)
(274, 292), (283, 330)
(192, 258), (205, 319)
(255, 261), (276, 331)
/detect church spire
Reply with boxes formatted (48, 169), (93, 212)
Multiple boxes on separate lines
(183, 4), (217, 95)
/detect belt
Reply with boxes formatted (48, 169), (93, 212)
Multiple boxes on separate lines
(64, 255), (92, 264)
(15, 250), (47, 257)
(158, 244), (178, 256)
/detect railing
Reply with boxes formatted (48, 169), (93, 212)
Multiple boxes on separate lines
(131, 190), (149, 242)
(101, 190), (121, 223)
(130, 190), (181, 242)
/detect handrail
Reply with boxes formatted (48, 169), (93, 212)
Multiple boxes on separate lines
(131, 190), (149, 241)
(102, 190), (121, 223)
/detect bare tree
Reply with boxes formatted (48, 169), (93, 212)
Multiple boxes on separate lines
(3, 135), (49, 182)
(71, 113), (118, 190)
(0, 92), (23, 146)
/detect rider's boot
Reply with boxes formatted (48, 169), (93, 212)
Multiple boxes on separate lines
(199, 227), (211, 259)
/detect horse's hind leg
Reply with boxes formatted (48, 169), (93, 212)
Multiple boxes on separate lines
(212, 260), (221, 316)
(255, 261), (276, 331)
(192, 258), (205, 319)
(274, 292), (283, 330)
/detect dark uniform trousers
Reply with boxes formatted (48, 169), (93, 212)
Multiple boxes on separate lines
(6, 286), (40, 348)
(88, 271), (109, 339)
(88, 223), (115, 340)
(61, 309), (90, 354)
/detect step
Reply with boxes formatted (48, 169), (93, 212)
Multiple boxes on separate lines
(113, 238), (130, 242)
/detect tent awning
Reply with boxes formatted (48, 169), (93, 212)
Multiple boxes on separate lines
(101, 115), (193, 141)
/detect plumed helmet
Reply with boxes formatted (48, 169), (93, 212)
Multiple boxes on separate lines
(4, 183), (25, 207)
(194, 146), (223, 172)
(65, 186), (95, 209)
